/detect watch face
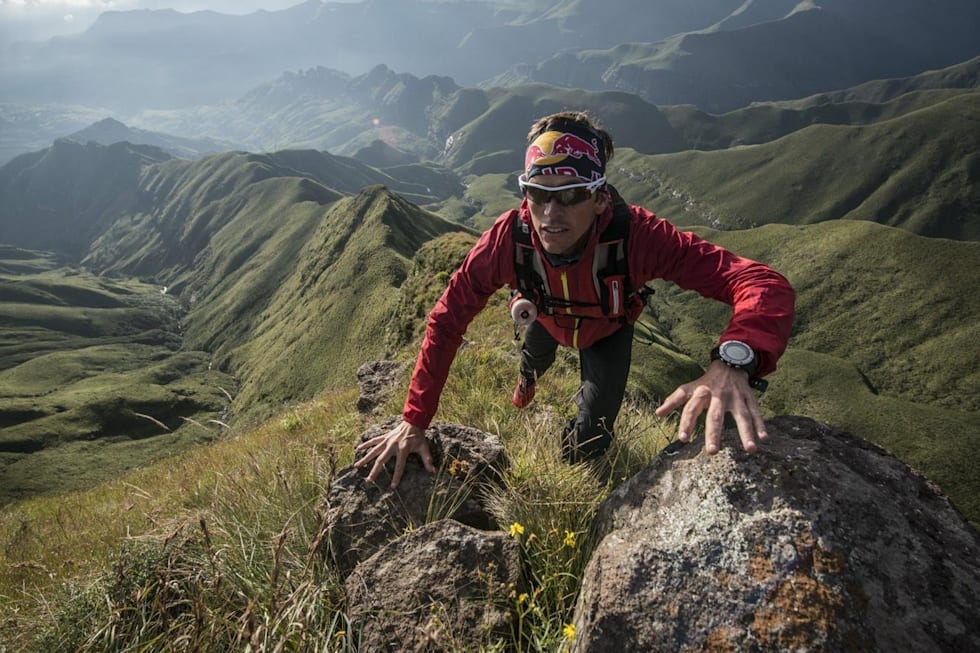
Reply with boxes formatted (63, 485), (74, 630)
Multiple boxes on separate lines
(720, 341), (753, 366)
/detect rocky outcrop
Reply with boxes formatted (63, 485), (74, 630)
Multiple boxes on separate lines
(571, 415), (980, 652)
(323, 418), (506, 575)
(345, 520), (521, 652)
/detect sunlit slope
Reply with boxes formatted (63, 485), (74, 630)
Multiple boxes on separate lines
(612, 92), (980, 239)
(661, 88), (975, 151)
(83, 148), (459, 278)
(206, 186), (469, 420)
(76, 150), (471, 421)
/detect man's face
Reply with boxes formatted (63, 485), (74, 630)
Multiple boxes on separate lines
(526, 175), (609, 257)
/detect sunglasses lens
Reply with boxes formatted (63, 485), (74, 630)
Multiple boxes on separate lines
(524, 186), (593, 206)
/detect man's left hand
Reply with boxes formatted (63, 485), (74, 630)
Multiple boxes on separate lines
(655, 360), (768, 455)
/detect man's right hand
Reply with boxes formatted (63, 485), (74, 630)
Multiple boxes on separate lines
(354, 420), (435, 488)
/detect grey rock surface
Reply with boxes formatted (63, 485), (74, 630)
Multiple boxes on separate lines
(572, 415), (980, 652)
(345, 519), (521, 652)
(323, 417), (506, 574)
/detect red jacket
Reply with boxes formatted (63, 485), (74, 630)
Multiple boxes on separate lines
(403, 198), (795, 429)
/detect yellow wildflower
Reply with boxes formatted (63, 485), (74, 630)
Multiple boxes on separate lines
(518, 593), (528, 603)
(563, 623), (576, 640)
(509, 522), (525, 538)
(564, 530), (577, 548)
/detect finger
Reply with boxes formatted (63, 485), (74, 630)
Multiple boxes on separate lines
(419, 443), (435, 474)
(678, 386), (710, 443)
(703, 393), (725, 455)
(355, 434), (384, 453)
(353, 441), (383, 468)
(749, 398), (768, 442)
(731, 396), (758, 454)
(367, 443), (395, 484)
(655, 386), (689, 418)
(390, 447), (408, 489)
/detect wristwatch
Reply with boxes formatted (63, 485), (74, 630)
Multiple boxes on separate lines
(710, 340), (768, 392)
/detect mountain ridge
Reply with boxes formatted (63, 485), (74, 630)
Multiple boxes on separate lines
(3, 0), (977, 115)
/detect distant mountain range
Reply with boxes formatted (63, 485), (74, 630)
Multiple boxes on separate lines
(67, 118), (238, 160)
(2, 0), (978, 114)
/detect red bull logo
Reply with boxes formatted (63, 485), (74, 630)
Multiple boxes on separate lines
(525, 130), (603, 171)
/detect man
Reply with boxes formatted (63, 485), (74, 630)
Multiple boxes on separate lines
(356, 111), (795, 487)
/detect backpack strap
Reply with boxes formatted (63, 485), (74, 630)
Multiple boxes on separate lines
(594, 186), (631, 316)
(512, 213), (552, 309)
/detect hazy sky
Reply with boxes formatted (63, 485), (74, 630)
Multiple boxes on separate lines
(0, 0), (348, 43)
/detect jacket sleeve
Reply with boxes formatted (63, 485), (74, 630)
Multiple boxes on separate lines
(630, 207), (795, 376)
(402, 213), (515, 428)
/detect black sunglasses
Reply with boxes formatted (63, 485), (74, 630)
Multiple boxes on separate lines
(523, 185), (596, 206)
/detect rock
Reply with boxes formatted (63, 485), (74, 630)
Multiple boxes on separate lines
(323, 418), (506, 575)
(345, 519), (521, 652)
(572, 415), (980, 652)
(356, 360), (405, 413)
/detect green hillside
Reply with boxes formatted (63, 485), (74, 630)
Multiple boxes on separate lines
(0, 143), (473, 499)
(612, 92), (980, 239)
(777, 55), (980, 108)
(1, 140), (979, 652)
(0, 140), (170, 256)
(0, 246), (234, 503)
(658, 57), (980, 151)
(661, 88), (974, 151)
(2, 215), (978, 651)
(205, 186), (468, 420)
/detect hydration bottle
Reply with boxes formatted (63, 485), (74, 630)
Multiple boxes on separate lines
(509, 294), (537, 327)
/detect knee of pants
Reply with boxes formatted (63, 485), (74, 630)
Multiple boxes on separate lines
(574, 381), (621, 428)
(521, 348), (556, 376)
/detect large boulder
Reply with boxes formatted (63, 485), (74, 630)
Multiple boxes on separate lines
(345, 519), (521, 652)
(572, 415), (980, 652)
(323, 418), (506, 574)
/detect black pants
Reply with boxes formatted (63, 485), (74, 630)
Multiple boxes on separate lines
(520, 320), (633, 463)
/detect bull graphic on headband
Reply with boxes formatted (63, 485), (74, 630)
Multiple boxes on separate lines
(524, 122), (606, 182)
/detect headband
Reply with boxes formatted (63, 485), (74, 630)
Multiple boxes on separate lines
(524, 121), (606, 183)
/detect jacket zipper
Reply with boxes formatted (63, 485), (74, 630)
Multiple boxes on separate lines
(611, 279), (621, 314)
